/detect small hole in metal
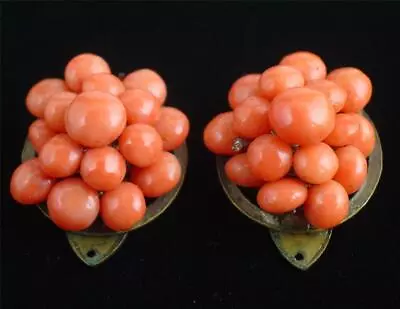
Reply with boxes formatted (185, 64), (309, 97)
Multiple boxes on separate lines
(87, 250), (96, 258)
(295, 253), (304, 261)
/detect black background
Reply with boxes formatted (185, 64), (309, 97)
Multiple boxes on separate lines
(1, 3), (399, 308)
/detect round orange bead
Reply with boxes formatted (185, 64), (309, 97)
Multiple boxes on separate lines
(26, 78), (68, 118)
(47, 178), (100, 231)
(44, 91), (77, 133)
(154, 106), (190, 151)
(119, 89), (161, 125)
(258, 65), (304, 100)
(123, 69), (167, 105)
(130, 151), (181, 198)
(247, 134), (293, 182)
(293, 143), (339, 184)
(304, 180), (349, 229)
(65, 91), (127, 148)
(280, 51), (327, 82)
(28, 119), (56, 153)
(80, 146), (126, 191)
(39, 134), (83, 178)
(350, 114), (376, 157)
(81, 73), (125, 96)
(269, 87), (335, 146)
(228, 74), (261, 109)
(224, 153), (264, 188)
(119, 124), (163, 168)
(324, 113), (360, 147)
(334, 145), (368, 194)
(203, 112), (237, 156)
(327, 67), (372, 113)
(306, 79), (347, 113)
(100, 182), (146, 231)
(10, 158), (55, 205)
(64, 53), (111, 92)
(257, 178), (308, 214)
(232, 96), (271, 139)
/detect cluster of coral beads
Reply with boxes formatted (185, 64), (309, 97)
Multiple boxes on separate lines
(10, 53), (189, 232)
(204, 51), (375, 229)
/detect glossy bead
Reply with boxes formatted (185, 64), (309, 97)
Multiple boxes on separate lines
(228, 74), (261, 109)
(258, 65), (304, 100)
(47, 178), (100, 231)
(80, 146), (126, 191)
(203, 112), (237, 156)
(280, 51), (327, 82)
(324, 113), (360, 147)
(304, 180), (349, 229)
(327, 67), (372, 113)
(123, 69), (167, 105)
(269, 87), (335, 146)
(247, 134), (293, 181)
(10, 158), (55, 205)
(28, 119), (56, 153)
(119, 124), (163, 168)
(64, 53), (111, 92)
(44, 91), (77, 133)
(26, 78), (68, 118)
(334, 145), (368, 194)
(232, 96), (271, 139)
(39, 134), (83, 178)
(306, 79), (347, 113)
(130, 151), (181, 198)
(81, 73), (125, 96)
(100, 182), (146, 231)
(293, 143), (339, 184)
(119, 89), (161, 125)
(350, 114), (376, 157)
(257, 178), (308, 214)
(224, 153), (264, 187)
(154, 107), (189, 151)
(65, 91), (126, 148)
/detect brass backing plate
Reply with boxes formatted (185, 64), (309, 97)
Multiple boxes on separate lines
(270, 229), (332, 270)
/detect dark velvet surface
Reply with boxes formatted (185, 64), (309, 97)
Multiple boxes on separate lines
(1, 3), (399, 308)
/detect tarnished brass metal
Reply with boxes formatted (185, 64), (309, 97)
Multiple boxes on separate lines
(21, 139), (188, 266)
(217, 111), (382, 269)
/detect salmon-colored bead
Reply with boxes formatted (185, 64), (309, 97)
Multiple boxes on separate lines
(327, 67), (372, 113)
(10, 158), (55, 205)
(39, 134), (83, 178)
(247, 134), (293, 182)
(269, 88), (335, 146)
(123, 69), (167, 105)
(232, 96), (271, 139)
(306, 79), (347, 113)
(64, 53), (111, 92)
(224, 153), (264, 188)
(228, 74), (261, 109)
(293, 143), (339, 184)
(304, 180), (349, 229)
(324, 113), (360, 147)
(154, 107), (189, 151)
(203, 112), (237, 156)
(130, 152), (181, 198)
(334, 145), (368, 194)
(257, 178), (307, 214)
(28, 119), (56, 153)
(119, 124), (163, 168)
(350, 114), (376, 157)
(44, 91), (77, 133)
(82, 73), (125, 96)
(26, 79), (68, 118)
(280, 51), (327, 82)
(65, 91), (126, 148)
(259, 65), (304, 100)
